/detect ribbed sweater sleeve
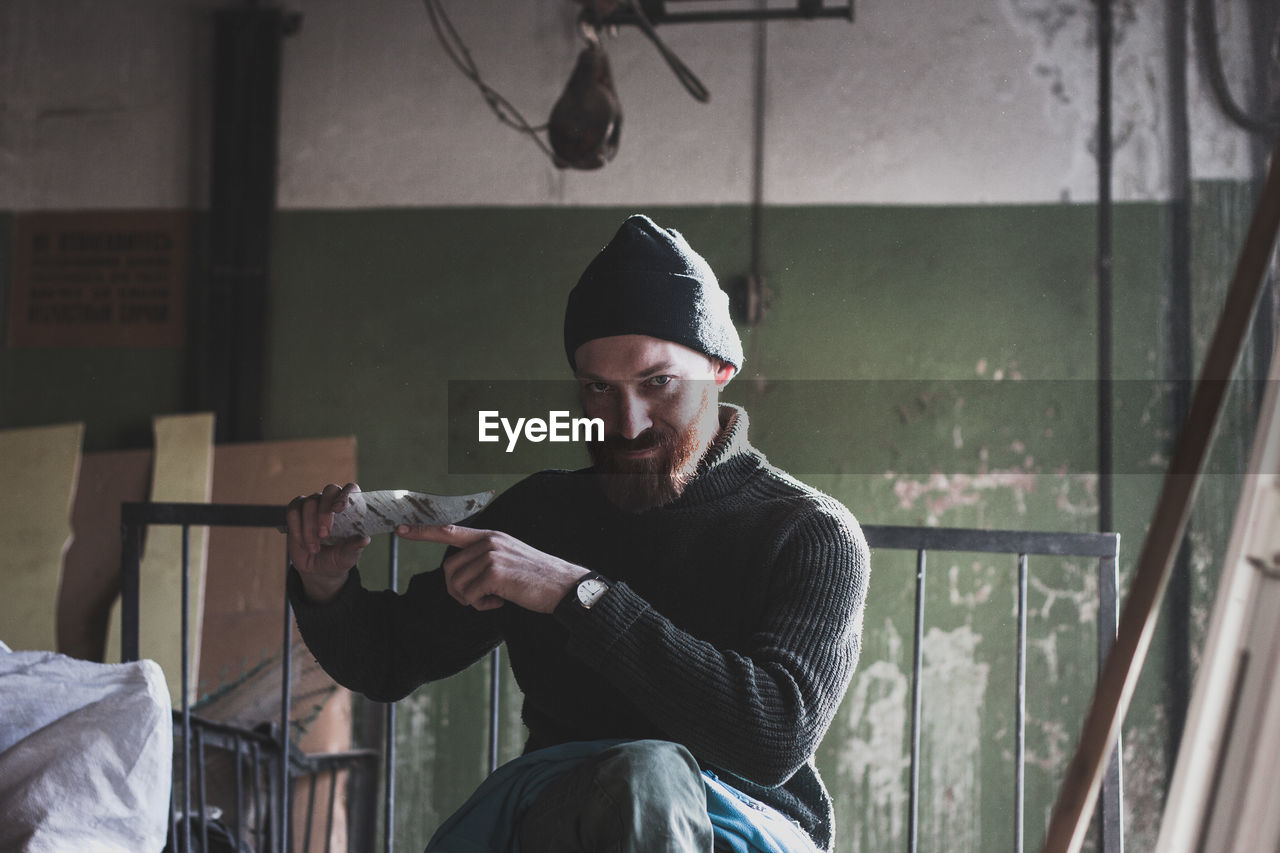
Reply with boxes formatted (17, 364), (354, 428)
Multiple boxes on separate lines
(288, 564), (502, 703)
(553, 495), (868, 787)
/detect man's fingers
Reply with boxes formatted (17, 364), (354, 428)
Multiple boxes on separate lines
(396, 523), (489, 546)
(439, 547), (509, 611)
(332, 536), (372, 569)
(440, 547), (487, 606)
(285, 483), (363, 560)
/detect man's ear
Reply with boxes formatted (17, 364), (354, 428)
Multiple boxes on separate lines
(713, 360), (736, 388)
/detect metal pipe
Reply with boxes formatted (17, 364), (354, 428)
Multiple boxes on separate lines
(250, 739), (262, 852)
(120, 520), (142, 662)
(1015, 553), (1028, 853)
(384, 534), (399, 853)
(489, 647), (501, 774)
(325, 766), (339, 853)
(181, 525), (192, 853)
(281, 549), (294, 853)
(196, 726), (209, 853)
(1165, 0), (1195, 790)
(908, 548), (926, 853)
(303, 770), (318, 853)
(235, 731), (245, 847)
(1098, 552), (1125, 853)
(749, 0), (767, 282)
(1097, 0), (1114, 536)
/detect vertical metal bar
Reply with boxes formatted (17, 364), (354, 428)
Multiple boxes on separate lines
(235, 732), (245, 847)
(1097, 551), (1125, 853)
(489, 647), (501, 774)
(324, 766), (339, 853)
(168, 788), (179, 853)
(303, 770), (318, 853)
(250, 740), (263, 853)
(201, 6), (292, 442)
(1097, 0), (1114, 537)
(384, 534), (399, 853)
(908, 548), (926, 853)
(1164, 0), (1195, 791)
(181, 525), (192, 853)
(281, 549), (294, 853)
(279, 757), (289, 853)
(1015, 554), (1029, 853)
(196, 727), (209, 853)
(748, 0), (767, 282)
(120, 519), (142, 662)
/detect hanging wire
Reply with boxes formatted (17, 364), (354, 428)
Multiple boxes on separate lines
(422, 0), (560, 163)
(1193, 0), (1279, 136)
(614, 0), (711, 102)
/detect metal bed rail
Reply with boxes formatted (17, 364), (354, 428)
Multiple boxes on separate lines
(122, 504), (1121, 853)
(857, 524), (1124, 853)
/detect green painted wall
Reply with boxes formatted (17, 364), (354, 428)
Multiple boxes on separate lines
(1, 198), (1266, 850)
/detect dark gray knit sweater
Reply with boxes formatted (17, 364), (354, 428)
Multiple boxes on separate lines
(288, 406), (869, 850)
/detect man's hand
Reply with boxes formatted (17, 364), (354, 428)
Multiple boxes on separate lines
(396, 524), (590, 614)
(286, 482), (372, 604)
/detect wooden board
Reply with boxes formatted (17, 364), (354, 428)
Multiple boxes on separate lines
(200, 435), (357, 747)
(105, 414), (215, 708)
(58, 448), (151, 661)
(0, 423), (83, 651)
(1155, 338), (1280, 852)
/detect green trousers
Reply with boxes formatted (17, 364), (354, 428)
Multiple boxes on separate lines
(515, 740), (715, 852)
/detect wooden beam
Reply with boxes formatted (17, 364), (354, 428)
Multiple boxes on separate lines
(1040, 140), (1280, 853)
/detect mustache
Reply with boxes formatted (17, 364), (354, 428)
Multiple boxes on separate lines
(593, 430), (675, 453)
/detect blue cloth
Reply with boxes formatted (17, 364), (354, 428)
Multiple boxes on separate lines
(703, 770), (820, 853)
(424, 740), (819, 853)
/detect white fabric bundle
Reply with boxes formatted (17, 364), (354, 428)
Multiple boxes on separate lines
(0, 642), (172, 853)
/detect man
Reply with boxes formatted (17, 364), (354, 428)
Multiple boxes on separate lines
(287, 214), (869, 851)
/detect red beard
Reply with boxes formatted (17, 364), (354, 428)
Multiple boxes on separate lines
(587, 381), (722, 511)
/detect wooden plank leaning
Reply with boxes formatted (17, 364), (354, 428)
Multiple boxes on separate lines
(1040, 138), (1280, 853)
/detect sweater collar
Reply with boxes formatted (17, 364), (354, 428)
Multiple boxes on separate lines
(667, 403), (764, 507)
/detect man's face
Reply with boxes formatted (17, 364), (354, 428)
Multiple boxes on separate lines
(574, 335), (733, 512)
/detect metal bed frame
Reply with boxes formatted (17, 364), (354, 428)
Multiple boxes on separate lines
(121, 503), (1122, 853)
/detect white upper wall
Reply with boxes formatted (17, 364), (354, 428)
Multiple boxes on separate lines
(0, 0), (1262, 211)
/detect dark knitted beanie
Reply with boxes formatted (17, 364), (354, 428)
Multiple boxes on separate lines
(564, 215), (744, 371)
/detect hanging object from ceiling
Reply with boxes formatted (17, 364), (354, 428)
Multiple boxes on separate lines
(422, 0), (854, 170)
(548, 24), (624, 169)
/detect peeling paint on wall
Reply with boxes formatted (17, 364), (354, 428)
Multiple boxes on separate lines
(1029, 561), (1099, 625)
(837, 651), (911, 852)
(997, 0), (1168, 200)
(891, 469), (1040, 523)
(922, 625), (990, 853)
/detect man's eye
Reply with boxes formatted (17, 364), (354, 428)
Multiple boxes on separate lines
(585, 381), (612, 393)
(647, 375), (673, 387)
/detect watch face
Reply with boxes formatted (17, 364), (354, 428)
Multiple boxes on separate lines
(577, 577), (609, 608)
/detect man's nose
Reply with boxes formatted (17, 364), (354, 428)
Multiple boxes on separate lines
(616, 392), (653, 440)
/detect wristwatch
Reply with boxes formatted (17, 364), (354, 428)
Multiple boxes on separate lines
(572, 572), (612, 610)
